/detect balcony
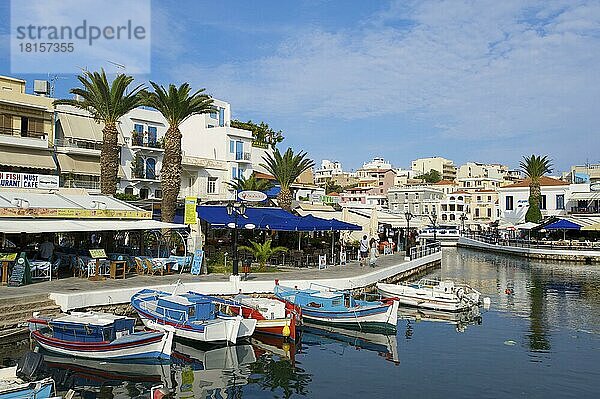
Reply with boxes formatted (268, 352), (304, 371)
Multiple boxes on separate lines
(235, 151), (251, 162)
(129, 133), (163, 150)
(0, 127), (48, 149)
(132, 170), (160, 181)
(570, 206), (600, 214)
(54, 138), (101, 155)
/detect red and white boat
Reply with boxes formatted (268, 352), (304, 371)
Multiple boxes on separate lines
(216, 294), (301, 340)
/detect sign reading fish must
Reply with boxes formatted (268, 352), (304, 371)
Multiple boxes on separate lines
(238, 190), (268, 202)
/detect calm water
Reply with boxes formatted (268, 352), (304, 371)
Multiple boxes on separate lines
(20, 248), (600, 398)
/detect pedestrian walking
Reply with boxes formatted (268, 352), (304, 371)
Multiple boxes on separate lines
(369, 238), (378, 267)
(359, 235), (369, 267)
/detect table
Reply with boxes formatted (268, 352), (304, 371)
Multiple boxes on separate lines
(110, 260), (127, 279)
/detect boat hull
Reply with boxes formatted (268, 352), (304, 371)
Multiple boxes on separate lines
(31, 329), (173, 360)
(0, 378), (54, 399)
(377, 283), (471, 312)
(255, 316), (297, 340)
(299, 300), (398, 333)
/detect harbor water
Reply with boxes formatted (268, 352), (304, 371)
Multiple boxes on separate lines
(4, 247), (600, 398)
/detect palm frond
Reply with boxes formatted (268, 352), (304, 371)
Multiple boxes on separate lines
(520, 155), (553, 179)
(259, 148), (315, 189)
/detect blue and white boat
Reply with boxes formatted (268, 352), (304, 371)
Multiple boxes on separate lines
(131, 289), (256, 344)
(28, 312), (173, 361)
(0, 366), (54, 399)
(274, 284), (398, 333)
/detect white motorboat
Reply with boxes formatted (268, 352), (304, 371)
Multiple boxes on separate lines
(377, 278), (482, 312)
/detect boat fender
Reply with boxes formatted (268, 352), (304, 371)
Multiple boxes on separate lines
(16, 351), (45, 382)
(282, 320), (291, 337)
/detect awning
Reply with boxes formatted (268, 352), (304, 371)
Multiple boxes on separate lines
(0, 147), (56, 170)
(57, 154), (124, 177)
(515, 222), (539, 230)
(197, 205), (361, 231)
(56, 112), (124, 145)
(570, 192), (600, 201)
(582, 223), (600, 231)
(0, 219), (186, 234)
(544, 219), (582, 230)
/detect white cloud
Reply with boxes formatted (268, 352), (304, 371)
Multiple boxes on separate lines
(171, 0), (600, 145)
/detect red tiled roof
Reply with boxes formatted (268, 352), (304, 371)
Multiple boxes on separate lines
(253, 172), (276, 180)
(435, 179), (457, 185)
(502, 176), (569, 188)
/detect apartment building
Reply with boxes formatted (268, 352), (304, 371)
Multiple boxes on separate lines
(439, 190), (470, 225)
(411, 157), (457, 181)
(387, 185), (443, 216)
(457, 162), (520, 184)
(0, 76), (56, 180)
(355, 157), (396, 196)
(470, 190), (499, 224)
(314, 160), (343, 185)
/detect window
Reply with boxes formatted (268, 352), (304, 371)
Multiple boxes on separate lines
(487, 208), (492, 217)
(21, 117), (44, 137)
(0, 114), (12, 133)
(139, 188), (149, 200)
(145, 158), (156, 179)
(540, 195), (547, 210)
(442, 214), (448, 221)
(475, 208), (480, 217)
(232, 167), (237, 180)
(506, 195), (514, 210)
(235, 141), (244, 160)
(124, 186), (134, 195)
(556, 194), (565, 210)
(450, 214), (455, 221)
(207, 177), (217, 194)
(207, 124), (215, 128)
(238, 168), (244, 179)
(218, 108), (225, 127)
(133, 123), (144, 145)
(209, 111), (217, 119)
(477, 195), (481, 202)
(147, 126), (157, 146)
(488, 196), (492, 202)
(229, 140), (234, 153)
(134, 124), (144, 133)
(154, 190), (162, 198)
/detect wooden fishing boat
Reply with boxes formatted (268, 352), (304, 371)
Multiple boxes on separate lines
(131, 289), (256, 344)
(28, 312), (173, 361)
(0, 366), (55, 399)
(377, 278), (482, 312)
(274, 284), (398, 333)
(211, 294), (300, 340)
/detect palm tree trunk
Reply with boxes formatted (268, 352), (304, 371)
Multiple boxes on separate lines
(161, 126), (183, 222)
(100, 123), (120, 195)
(277, 187), (293, 211)
(526, 180), (543, 223)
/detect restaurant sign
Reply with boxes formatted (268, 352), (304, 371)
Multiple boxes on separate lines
(238, 190), (267, 202)
(0, 207), (152, 219)
(0, 171), (59, 189)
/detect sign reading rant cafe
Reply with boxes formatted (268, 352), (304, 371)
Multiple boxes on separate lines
(0, 171), (59, 189)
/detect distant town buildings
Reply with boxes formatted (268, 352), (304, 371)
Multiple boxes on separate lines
(411, 156), (457, 181)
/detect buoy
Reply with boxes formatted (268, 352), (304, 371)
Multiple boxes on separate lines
(282, 321), (291, 338)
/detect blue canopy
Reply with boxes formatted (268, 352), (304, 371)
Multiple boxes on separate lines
(196, 205), (361, 231)
(544, 219), (582, 230)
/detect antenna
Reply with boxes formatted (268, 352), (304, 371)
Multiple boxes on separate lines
(107, 60), (126, 70)
(47, 74), (66, 97)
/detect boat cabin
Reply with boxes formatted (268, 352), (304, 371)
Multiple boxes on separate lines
(47, 312), (135, 343)
(294, 290), (356, 310)
(157, 294), (216, 322)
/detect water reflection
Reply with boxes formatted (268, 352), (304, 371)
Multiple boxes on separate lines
(301, 323), (399, 365)
(170, 341), (256, 398)
(397, 306), (483, 334)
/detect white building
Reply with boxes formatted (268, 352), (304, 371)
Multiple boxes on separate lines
(314, 160), (343, 184)
(387, 185), (443, 216)
(498, 176), (571, 224)
(411, 157), (456, 181)
(361, 157), (392, 171)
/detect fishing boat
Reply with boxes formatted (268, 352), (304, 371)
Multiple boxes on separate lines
(212, 294), (300, 340)
(376, 278), (482, 312)
(274, 284), (398, 333)
(397, 305), (482, 332)
(131, 289), (256, 344)
(28, 312), (173, 360)
(0, 366), (55, 399)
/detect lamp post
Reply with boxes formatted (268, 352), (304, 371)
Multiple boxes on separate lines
(226, 201), (247, 276)
(430, 209), (438, 242)
(459, 213), (468, 235)
(404, 211), (413, 252)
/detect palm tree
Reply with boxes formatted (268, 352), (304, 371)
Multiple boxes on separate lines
(226, 174), (274, 193)
(238, 240), (288, 271)
(520, 155), (553, 223)
(54, 69), (144, 195)
(142, 82), (214, 222)
(260, 148), (314, 211)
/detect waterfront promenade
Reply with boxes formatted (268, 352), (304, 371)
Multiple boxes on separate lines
(0, 250), (441, 312)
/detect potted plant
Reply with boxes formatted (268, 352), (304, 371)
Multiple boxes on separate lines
(238, 240), (288, 272)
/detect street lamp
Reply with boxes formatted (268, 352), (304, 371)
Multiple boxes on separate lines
(459, 213), (468, 235)
(430, 209), (438, 242)
(404, 211), (413, 252)
(226, 201), (247, 276)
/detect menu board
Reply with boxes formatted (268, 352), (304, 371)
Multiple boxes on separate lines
(89, 249), (107, 259)
(191, 249), (204, 275)
(0, 253), (17, 262)
(8, 253), (31, 287)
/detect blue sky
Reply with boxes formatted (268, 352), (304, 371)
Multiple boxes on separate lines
(1, 0), (599, 172)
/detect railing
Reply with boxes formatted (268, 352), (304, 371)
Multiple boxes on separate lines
(55, 138), (102, 151)
(0, 126), (46, 139)
(464, 232), (600, 251)
(570, 206), (599, 214)
(409, 242), (442, 260)
(64, 180), (100, 190)
(235, 151), (251, 161)
(131, 137), (162, 148)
